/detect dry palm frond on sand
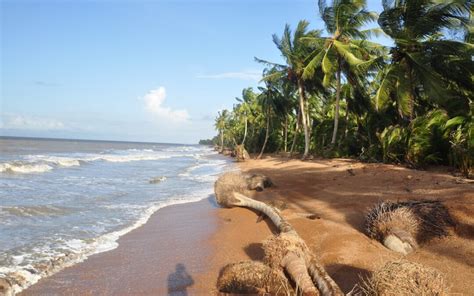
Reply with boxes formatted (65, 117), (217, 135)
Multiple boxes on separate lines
(359, 260), (449, 296)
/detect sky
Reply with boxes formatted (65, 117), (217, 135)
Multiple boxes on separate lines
(1, 0), (390, 144)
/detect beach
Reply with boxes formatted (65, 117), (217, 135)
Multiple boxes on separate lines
(18, 155), (474, 295)
(21, 199), (217, 295)
(0, 138), (230, 294)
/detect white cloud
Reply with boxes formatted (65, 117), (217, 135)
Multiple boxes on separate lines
(141, 87), (189, 122)
(196, 70), (261, 81)
(1, 114), (65, 130)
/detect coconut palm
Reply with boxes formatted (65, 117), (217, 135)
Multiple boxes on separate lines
(234, 88), (256, 146)
(303, 0), (381, 146)
(256, 81), (278, 159)
(375, 0), (473, 120)
(273, 77), (298, 153)
(214, 110), (229, 152)
(256, 20), (322, 159)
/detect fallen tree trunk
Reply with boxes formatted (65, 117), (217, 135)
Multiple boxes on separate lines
(214, 173), (342, 295)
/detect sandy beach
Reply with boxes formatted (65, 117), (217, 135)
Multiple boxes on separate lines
(205, 156), (474, 294)
(20, 156), (474, 295)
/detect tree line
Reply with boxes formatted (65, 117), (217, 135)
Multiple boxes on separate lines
(212, 0), (473, 177)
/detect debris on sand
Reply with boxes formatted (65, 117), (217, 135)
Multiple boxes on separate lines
(365, 200), (455, 254)
(359, 260), (449, 296)
(217, 261), (292, 295)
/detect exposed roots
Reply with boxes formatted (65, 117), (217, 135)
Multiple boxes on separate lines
(214, 174), (341, 296)
(214, 172), (252, 207)
(245, 173), (273, 191)
(359, 260), (450, 296)
(365, 200), (454, 253)
(217, 261), (294, 295)
(263, 232), (311, 269)
(235, 145), (250, 162)
(263, 232), (317, 296)
(214, 172), (274, 207)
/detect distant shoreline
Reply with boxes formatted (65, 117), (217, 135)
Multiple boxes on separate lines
(0, 135), (197, 146)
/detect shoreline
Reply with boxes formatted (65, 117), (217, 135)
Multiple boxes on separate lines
(20, 196), (220, 295)
(16, 155), (474, 295)
(5, 193), (217, 295)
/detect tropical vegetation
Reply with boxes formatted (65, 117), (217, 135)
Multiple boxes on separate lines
(212, 0), (473, 177)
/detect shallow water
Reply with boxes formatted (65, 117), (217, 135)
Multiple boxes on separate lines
(0, 137), (229, 292)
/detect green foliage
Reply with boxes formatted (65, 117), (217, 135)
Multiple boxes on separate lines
(213, 0), (473, 177)
(406, 110), (449, 166)
(198, 139), (215, 145)
(378, 125), (407, 163)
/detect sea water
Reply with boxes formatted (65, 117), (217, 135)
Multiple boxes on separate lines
(0, 137), (230, 293)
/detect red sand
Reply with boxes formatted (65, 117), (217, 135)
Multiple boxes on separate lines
(21, 156), (474, 295)
(205, 157), (474, 294)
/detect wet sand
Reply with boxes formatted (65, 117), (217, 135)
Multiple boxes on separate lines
(21, 156), (474, 295)
(21, 197), (219, 295)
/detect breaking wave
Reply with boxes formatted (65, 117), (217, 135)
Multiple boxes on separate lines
(0, 148), (215, 175)
(0, 189), (214, 294)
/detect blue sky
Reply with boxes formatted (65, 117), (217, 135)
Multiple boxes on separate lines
(1, 0), (389, 144)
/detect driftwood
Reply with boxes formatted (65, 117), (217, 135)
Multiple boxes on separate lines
(214, 172), (342, 296)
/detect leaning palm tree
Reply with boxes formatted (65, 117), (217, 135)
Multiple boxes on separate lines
(304, 0), (382, 146)
(375, 0), (473, 120)
(234, 88), (256, 146)
(256, 20), (322, 160)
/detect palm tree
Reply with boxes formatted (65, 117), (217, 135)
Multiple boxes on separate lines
(375, 0), (473, 120)
(235, 88), (255, 146)
(214, 110), (229, 153)
(273, 77), (297, 153)
(256, 20), (322, 159)
(256, 81), (278, 159)
(304, 0), (381, 146)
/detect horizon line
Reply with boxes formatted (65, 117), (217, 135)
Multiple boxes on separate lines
(0, 135), (201, 146)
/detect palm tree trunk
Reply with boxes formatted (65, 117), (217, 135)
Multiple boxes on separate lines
(308, 257), (344, 296)
(257, 111), (270, 159)
(290, 109), (301, 156)
(343, 108), (349, 141)
(331, 63), (341, 145)
(284, 116), (288, 152)
(297, 79), (310, 159)
(232, 192), (293, 233)
(228, 192), (342, 295)
(281, 253), (319, 296)
(408, 67), (415, 121)
(241, 117), (248, 145)
(306, 99), (311, 136)
(220, 130), (224, 153)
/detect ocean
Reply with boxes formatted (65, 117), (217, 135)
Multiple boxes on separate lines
(0, 137), (230, 293)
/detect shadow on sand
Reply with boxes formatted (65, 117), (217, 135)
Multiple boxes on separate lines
(167, 263), (194, 296)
